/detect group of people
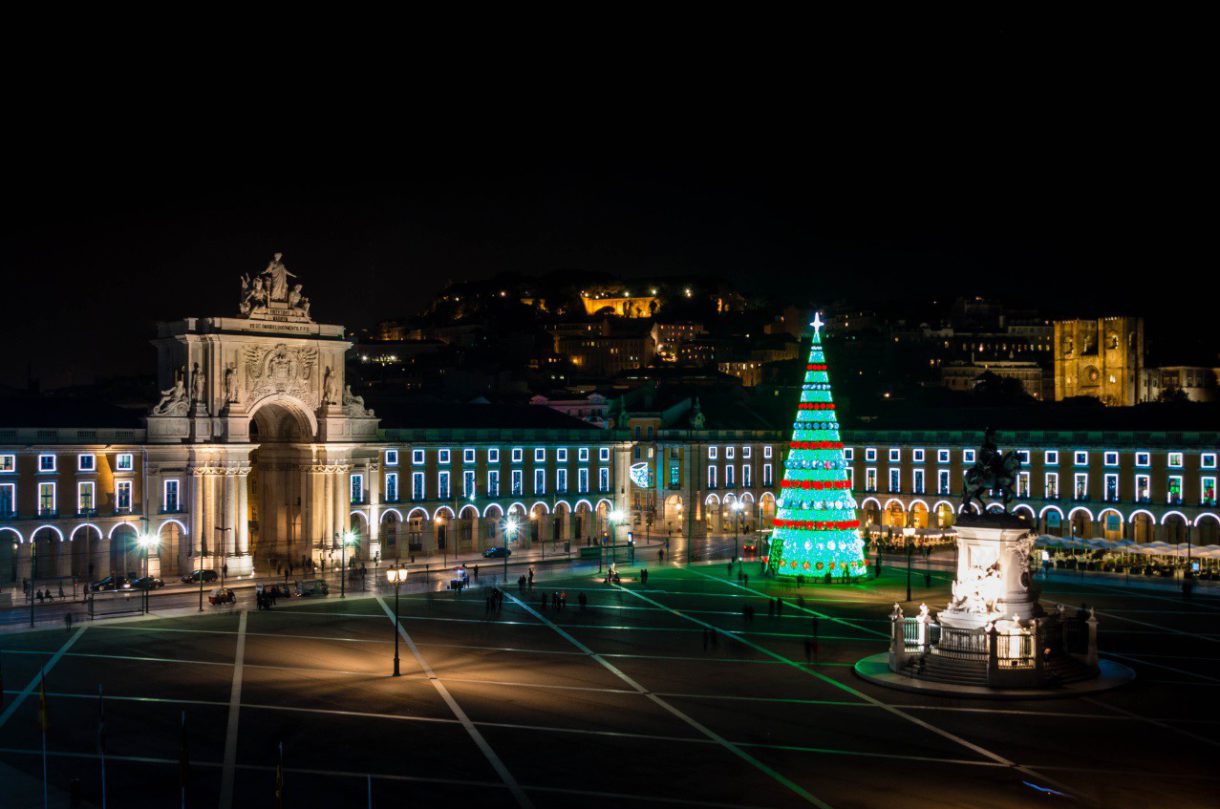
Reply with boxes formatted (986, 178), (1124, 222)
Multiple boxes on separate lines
(255, 584), (287, 610)
(540, 590), (569, 610)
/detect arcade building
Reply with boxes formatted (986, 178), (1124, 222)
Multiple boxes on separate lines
(0, 259), (632, 590)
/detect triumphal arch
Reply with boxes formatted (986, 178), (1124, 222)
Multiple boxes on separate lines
(146, 254), (379, 576)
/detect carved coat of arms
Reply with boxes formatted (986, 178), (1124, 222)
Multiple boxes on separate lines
(244, 343), (319, 405)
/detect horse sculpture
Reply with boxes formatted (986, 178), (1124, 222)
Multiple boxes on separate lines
(962, 427), (1023, 512)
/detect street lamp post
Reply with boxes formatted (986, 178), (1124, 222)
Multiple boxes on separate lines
(339, 530), (355, 598)
(436, 515), (447, 568)
(137, 533), (159, 614)
(503, 516), (519, 582)
(904, 527), (915, 602)
(385, 566), (408, 676)
(607, 509), (624, 571)
(732, 500), (743, 563)
(215, 526), (231, 589)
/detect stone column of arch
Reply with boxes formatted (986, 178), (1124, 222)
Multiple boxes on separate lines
(365, 459), (381, 561)
(236, 468), (250, 557)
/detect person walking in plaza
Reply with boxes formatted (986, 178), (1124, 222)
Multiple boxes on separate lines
(528, 567), (535, 589)
(578, 592), (587, 610)
(768, 599), (775, 617)
(727, 561), (734, 577)
(64, 612), (73, 632)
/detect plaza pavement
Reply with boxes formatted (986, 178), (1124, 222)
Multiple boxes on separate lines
(1, 560), (1218, 808)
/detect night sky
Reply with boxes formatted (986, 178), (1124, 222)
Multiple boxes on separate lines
(2, 59), (1210, 389)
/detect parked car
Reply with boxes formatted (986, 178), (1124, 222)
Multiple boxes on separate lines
(181, 569), (219, 584)
(129, 576), (165, 590)
(483, 547), (511, 558)
(295, 578), (329, 597)
(89, 576), (128, 591)
(208, 587), (236, 605)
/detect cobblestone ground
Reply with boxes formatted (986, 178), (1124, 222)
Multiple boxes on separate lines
(1, 562), (1216, 808)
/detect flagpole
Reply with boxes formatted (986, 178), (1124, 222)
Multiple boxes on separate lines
(40, 669), (48, 809)
(98, 684), (107, 809)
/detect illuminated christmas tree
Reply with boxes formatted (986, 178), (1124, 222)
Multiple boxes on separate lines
(767, 313), (867, 578)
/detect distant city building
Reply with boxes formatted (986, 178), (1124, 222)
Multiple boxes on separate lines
(1143, 366), (1219, 403)
(581, 292), (660, 318)
(529, 393), (611, 426)
(718, 360), (763, 387)
(1054, 317), (1144, 405)
(941, 360), (1048, 399)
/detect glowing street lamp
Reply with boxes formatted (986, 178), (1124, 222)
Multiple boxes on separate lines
(385, 566), (408, 676)
(137, 533), (159, 614)
(503, 516), (519, 580)
(338, 530), (356, 598)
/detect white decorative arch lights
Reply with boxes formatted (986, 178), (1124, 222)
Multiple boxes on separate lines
(1127, 508), (1155, 524)
(1011, 504), (1036, 518)
(0, 526), (23, 544)
(1040, 505), (1065, 519)
(481, 503), (504, 518)
(1160, 510), (1189, 526)
(32, 524), (66, 542)
(434, 505), (456, 519)
(380, 508), (404, 524)
(70, 522), (104, 541)
(594, 498), (614, 511)
(860, 497), (882, 511)
(157, 518), (190, 536)
(530, 501), (550, 514)
(1067, 506), (1095, 521)
(1194, 512), (1220, 527)
(406, 506), (430, 521)
(574, 499), (594, 512)
(458, 505), (479, 519)
(108, 522), (138, 540)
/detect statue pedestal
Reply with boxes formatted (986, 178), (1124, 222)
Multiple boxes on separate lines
(940, 513), (1041, 631)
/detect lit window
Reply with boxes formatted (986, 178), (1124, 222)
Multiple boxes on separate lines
(598, 467), (610, 491)
(888, 469), (900, 492)
(1045, 451), (1059, 466)
(38, 454), (56, 473)
(865, 468), (877, 492)
(39, 482), (56, 514)
(438, 449), (451, 464)
(556, 468), (568, 492)
(1104, 473), (1118, 502)
(708, 446), (718, 460)
(937, 449), (950, 464)
(763, 464), (773, 486)
(412, 472), (425, 500)
(599, 447), (611, 462)
(1202, 453), (1217, 470)
(1167, 475), (1183, 504)
(488, 448), (500, 463)
(116, 480), (132, 512)
(385, 472), (399, 501)
(0, 482), (14, 516)
(1168, 452), (1184, 468)
(116, 453), (134, 472)
(912, 469), (925, 494)
(763, 446), (773, 459)
(79, 481), (96, 513)
(463, 470), (476, 497)
(865, 447), (877, 462)
(511, 470), (523, 496)
(1074, 473), (1088, 500)
(163, 479), (179, 512)
(463, 448), (476, 464)
(534, 448), (546, 462)
(1074, 451), (1089, 466)
(0, 454), (14, 472)
(350, 474), (364, 503)
(487, 470), (500, 496)
(1104, 452), (1119, 466)
(412, 449), (425, 465)
(937, 470), (950, 494)
(1016, 450), (1030, 464)
(844, 448), (854, 461)
(963, 449), (976, 464)
(889, 448), (901, 462)
(78, 453), (96, 472)
(912, 448), (925, 463)
(438, 471), (451, 499)
(385, 449), (399, 466)
(742, 446), (752, 459)
(1134, 474), (1150, 502)
(579, 447), (590, 462)
(1202, 476), (1216, 507)
(557, 448), (569, 462)
(1045, 473), (1059, 499)
(512, 448), (524, 463)
(708, 466), (717, 488)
